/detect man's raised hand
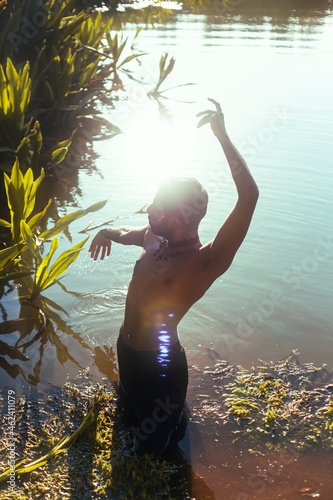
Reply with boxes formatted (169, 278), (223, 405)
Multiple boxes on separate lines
(197, 98), (227, 139)
(89, 230), (111, 261)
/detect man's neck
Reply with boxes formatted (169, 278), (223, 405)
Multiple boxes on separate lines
(167, 230), (199, 246)
(168, 235), (200, 248)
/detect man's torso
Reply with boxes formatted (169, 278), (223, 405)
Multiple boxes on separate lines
(120, 226), (216, 350)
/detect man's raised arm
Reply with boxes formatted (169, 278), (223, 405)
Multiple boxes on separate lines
(89, 224), (148, 261)
(197, 98), (259, 278)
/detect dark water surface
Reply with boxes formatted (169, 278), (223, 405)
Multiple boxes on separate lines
(1, 2), (333, 498)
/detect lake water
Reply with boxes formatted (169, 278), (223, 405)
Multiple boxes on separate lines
(2, 2), (333, 498)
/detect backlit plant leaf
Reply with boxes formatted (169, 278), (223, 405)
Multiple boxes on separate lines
(20, 220), (40, 263)
(0, 244), (23, 273)
(28, 199), (52, 233)
(39, 199), (107, 241)
(24, 168), (45, 221)
(42, 237), (89, 290)
(0, 219), (11, 228)
(33, 237), (88, 297)
(34, 237), (59, 295)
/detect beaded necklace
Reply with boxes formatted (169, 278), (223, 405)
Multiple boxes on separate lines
(153, 235), (200, 261)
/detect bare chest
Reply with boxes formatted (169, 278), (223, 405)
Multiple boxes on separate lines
(130, 249), (188, 293)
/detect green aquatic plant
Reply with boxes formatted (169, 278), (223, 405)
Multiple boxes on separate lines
(0, 4), (121, 176)
(0, 160), (106, 297)
(0, 381), (178, 499)
(148, 52), (195, 101)
(223, 368), (333, 450)
(193, 352), (333, 453)
(223, 374), (289, 433)
(0, 59), (30, 150)
(148, 53), (176, 98)
(0, 400), (98, 485)
(103, 31), (146, 87)
(0, 57), (76, 175)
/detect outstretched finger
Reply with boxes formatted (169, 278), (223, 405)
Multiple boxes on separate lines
(89, 244), (95, 257)
(107, 242), (111, 257)
(101, 245), (106, 261)
(196, 110), (214, 117)
(93, 245), (100, 261)
(197, 114), (213, 128)
(208, 97), (222, 112)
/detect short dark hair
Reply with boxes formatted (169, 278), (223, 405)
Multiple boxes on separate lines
(154, 177), (208, 229)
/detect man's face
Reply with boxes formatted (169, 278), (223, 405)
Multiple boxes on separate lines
(147, 199), (171, 238)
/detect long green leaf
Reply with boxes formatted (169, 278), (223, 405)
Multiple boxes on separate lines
(20, 220), (40, 263)
(42, 237), (88, 289)
(80, 199), (108, 214)
(23, 168), (33, 218)
(0, 64), (9, 115)
(20, 63), (31, 115)
(6, 58), (18, 116)
(34, 238), (59, 294)
(0, 271), (34, 286)
(11, 158), (23, 191)
(117, 53), (146, 69)
(0, 405), (97, 484)
(50, 147), (68, 165)
(25, 169), (45, 221)
(4, 170), (24, 244)
(0, 219), (11, 228)
(55, 130), (76, 149)
(0, 244), (23, 273)
(28, 199), (52, 233)
(39, 200), (107, 241)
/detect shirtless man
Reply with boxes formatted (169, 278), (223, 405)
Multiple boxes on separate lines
(89, 99), (259, 456)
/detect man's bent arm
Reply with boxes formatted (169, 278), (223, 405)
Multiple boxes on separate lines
(200, 99), (259, 278)
(217, 134), (259, 200)
(89, 224), (148, 261)
(101, 225), (148, 246)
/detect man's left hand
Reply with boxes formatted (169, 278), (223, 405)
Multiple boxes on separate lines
(196, 98), (227, 139)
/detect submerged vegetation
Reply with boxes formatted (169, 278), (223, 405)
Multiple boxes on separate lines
(0, 373), (186, 499)
(193, 350), (333, 453)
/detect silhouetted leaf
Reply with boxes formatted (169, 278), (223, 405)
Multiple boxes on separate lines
(39, 200), (107, 241)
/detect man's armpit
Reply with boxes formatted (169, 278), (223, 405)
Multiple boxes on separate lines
(200, 242), (233, 279)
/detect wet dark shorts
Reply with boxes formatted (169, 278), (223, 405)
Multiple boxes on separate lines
(117, 334), (188, 457)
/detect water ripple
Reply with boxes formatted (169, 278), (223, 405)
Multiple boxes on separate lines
(71, 288), (127, 316)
